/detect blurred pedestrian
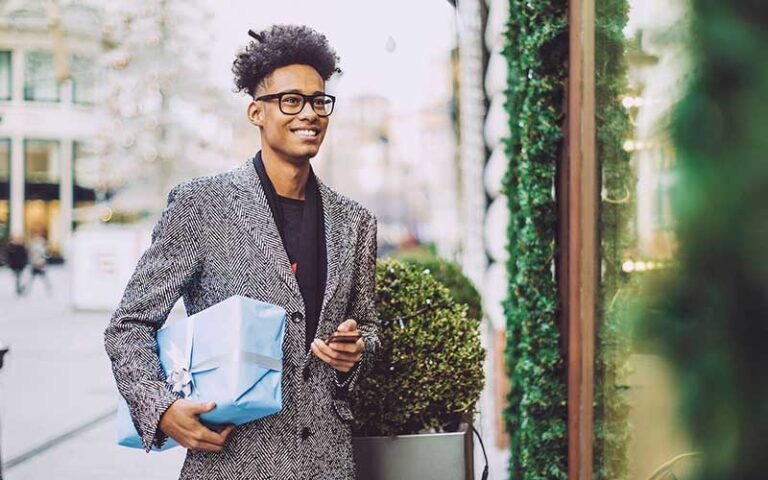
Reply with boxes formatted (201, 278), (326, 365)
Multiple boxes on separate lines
(5, 234), (28, 296)
(25, 233), (51, 294)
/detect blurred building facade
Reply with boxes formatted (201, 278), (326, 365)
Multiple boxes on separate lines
(317, 90), (461, 259)
(0, 0), (106, 259)
(453, 0), (513, 475)
(0, 0), (242, 262)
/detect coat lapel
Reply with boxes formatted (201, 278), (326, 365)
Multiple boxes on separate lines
(317, 178), (350, 321)
(230, 158), (352, 322)
(230, 159), (301, 300)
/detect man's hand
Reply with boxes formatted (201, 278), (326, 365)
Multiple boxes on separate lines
(158, 399), (234, 452)
(310, 318), (365, 373)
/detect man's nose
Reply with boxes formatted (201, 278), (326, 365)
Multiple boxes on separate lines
(297, 100), (318, 120)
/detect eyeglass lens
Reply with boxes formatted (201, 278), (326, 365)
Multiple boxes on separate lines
(280, 94), (334, 116)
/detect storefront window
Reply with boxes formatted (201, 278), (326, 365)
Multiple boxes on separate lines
(594, 0), (694, 478)
(25, 139), (61, 184)
(24, 139), (60, 253)
(0, 51), (11, 101)
(24, 50), (59, 102)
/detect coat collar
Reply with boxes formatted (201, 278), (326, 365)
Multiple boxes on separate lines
(230, 157), (351, 320)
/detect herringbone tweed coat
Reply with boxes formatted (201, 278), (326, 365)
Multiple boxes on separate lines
(104, 158), (380, 479)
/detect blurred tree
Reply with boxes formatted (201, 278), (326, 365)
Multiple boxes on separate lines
(100, 0), (232, 218)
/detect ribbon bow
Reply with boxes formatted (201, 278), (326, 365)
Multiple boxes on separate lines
(165, 343), (193, 397)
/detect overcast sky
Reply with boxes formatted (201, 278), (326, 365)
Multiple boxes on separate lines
(208, 0), (457, 113)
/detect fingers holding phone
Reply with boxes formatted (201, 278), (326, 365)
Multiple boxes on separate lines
(310, 319), (365, 372)
(324, 330), (362, 344)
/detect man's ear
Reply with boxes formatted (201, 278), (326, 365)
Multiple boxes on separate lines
(248, 100), (263, 127)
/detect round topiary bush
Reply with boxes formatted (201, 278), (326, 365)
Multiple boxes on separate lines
(402, 256), (483, 323)
(349, 258), (486, 437)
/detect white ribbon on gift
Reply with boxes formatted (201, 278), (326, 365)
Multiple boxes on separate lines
(166, 342), (194, 396)
(164, 316), (283, 398)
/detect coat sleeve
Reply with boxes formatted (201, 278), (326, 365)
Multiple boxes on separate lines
(334, 211), (381, 394)
(104, 184), (202, 452)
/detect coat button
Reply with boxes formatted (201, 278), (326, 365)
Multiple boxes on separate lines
(302, 366), (311, 381)
(301, 427), (311, 440)
(291, 312), (304, 324)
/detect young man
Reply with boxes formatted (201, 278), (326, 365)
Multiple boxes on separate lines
(104, 25), (380, 479)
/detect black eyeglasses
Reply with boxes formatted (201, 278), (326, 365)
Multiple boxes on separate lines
(254, 92), (336, 117)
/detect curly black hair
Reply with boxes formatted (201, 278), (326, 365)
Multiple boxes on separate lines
(232, 25), (341, 98)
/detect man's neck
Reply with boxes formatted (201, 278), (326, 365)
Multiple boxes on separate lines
(261, 147), (311, 200)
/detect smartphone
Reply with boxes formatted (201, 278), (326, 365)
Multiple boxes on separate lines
(324, 331), (362, 344)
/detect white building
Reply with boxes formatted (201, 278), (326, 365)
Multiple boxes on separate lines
(0, 0), (107, 260)
(317, 91), (461, 257)
(0, 0), (242, 262)
(455, 0), (514, 476)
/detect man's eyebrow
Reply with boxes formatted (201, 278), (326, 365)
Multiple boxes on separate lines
(282, 89), (326, 95)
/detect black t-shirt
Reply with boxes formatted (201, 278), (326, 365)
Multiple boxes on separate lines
(277, 193), (349, 381)
(276, 194), (304, 274)
(276, 194), (323, 349)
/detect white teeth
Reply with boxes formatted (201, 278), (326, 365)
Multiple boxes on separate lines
(294, 129), (317, 137)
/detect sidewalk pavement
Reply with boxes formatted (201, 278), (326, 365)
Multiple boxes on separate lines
(0, 266), (186, 480)
(0, 264), (510, 480)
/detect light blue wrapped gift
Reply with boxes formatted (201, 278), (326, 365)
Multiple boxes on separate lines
(116, 295), (286, 450)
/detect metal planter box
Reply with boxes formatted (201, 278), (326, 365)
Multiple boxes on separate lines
(352, 423), (474, 480)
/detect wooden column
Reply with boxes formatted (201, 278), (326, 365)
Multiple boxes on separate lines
(563, 0), (597, 478)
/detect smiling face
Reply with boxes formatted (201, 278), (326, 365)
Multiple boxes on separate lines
(248, 64), (330, 164)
